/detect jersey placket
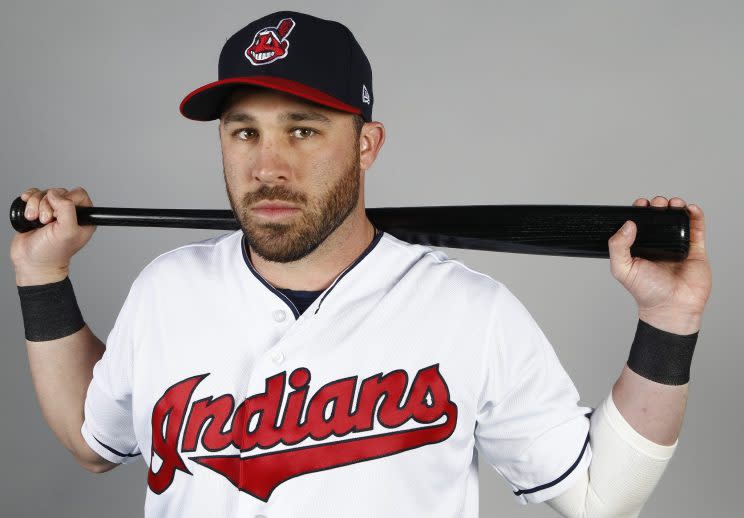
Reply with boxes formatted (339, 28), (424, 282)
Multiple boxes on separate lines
(233, 231), (383, 513)
(234, 252), (316, 514)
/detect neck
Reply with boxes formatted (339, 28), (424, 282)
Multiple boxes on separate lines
(247, 211), (377, 292)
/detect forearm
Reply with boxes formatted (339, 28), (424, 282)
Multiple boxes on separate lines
(547, 315), (698, 516)
(611, 364), (687, 446)
(18, 269), (116, 472)
(613, 310), (699, 445)
(26, 324), (112, 467)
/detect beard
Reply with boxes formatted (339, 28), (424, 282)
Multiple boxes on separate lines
(225, 148), (361, 263)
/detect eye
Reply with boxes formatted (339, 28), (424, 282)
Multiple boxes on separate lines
(233, 128), (257, 140)
(291, 127), (317, 139)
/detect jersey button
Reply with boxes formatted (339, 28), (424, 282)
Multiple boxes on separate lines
(272, 309), (287, 322)
(272, 351), (285, 364)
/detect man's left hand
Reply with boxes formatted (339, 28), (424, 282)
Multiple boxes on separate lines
(608, 196), (712, 335)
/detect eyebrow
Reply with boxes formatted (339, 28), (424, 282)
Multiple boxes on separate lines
(221, 110), (332, 126)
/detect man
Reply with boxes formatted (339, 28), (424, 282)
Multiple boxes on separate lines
(11, 10), (711, 517)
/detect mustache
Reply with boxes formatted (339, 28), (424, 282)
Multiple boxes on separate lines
(241, 185), (307, 206)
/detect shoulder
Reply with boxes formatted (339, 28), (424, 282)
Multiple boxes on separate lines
(377, 232), (514, 307)
(132, 230), (242, 289)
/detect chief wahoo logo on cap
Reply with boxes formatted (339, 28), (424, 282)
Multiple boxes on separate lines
(244, 18), (296, 66)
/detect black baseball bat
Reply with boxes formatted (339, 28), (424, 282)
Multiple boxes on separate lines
(9, 196), (689, 260)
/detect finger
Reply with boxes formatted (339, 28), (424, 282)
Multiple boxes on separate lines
(669, 196), (686, 207)
(687, 203), (706, 257)
(20, 187), (41, 202)
(65, 186), (94, 208)
(608, 220), (637, 284)
(39, 188), (68, 224)
(24, 189), (48, 219)
(38, 196), (53, 224)
(46, 189), (79, 230)
(633, 197), (649, 207)
(650, 196), (668, 207)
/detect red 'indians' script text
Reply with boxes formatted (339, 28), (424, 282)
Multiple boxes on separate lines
(147, 364), (458, 501)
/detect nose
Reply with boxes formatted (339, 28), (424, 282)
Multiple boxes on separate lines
(251, 135), (291, 183)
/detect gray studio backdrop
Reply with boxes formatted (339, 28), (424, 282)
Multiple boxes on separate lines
(1, 1), (741, 517)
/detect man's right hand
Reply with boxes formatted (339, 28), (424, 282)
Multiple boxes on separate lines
(10, 187), (97, 286)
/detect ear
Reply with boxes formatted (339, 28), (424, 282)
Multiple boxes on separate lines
(358, 121), (386, 172)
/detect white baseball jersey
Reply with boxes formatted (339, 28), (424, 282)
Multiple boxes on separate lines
(81, 228), (592, 517)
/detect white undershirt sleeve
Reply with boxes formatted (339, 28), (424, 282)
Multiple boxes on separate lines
(545, 390), (677, 517)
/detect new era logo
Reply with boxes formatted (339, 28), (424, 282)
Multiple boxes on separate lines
(362, 84), (370, 104)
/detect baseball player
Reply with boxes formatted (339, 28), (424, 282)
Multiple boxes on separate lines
(11, 11), (712, 518)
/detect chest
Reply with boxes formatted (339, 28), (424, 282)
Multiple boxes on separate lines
(130, 288), (486, 502)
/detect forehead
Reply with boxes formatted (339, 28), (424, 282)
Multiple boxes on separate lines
(220, 86), (341, 121)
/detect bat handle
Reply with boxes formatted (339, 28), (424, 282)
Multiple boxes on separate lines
(9, 196), (92, 233)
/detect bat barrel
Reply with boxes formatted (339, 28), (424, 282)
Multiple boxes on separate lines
(366, 205), (690, 261)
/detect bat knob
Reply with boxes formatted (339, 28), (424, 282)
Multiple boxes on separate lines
(9, 196), (44, 233)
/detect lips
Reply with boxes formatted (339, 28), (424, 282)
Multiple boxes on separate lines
(252, 201), (298, 210)
(250, 201), (300, 220)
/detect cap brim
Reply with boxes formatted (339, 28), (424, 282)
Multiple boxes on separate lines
(179, 76), (363, 121)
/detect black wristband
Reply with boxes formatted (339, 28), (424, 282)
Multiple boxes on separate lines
(627, 318), (699, 385)
(17, 276), (85, 341)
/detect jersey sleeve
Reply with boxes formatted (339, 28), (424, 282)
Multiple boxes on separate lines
(474, 283), (593, 504)
(80, 277), (143, 464)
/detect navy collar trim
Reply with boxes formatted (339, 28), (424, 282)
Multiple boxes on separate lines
(312, 228), (383, 314)
(241, 228), (384, 317)
(241, 236), (300, 318)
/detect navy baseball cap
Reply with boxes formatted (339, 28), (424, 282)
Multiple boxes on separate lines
(180, 11), (373, 122)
